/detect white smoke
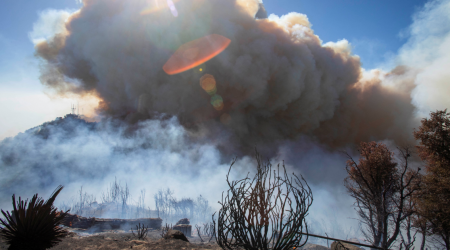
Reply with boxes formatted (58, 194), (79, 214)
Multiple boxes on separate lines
(397, 0), (450, 117)
(28, 9), (75, 45)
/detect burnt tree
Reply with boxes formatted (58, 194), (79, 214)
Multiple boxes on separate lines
(399, 158), (425, 250)
(413, 109), (450, 249)
(217, 150), (313, 250)
(344, 142), (421, 250)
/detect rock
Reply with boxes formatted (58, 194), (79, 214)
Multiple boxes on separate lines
(300, 243), (330, 250)
(331, 241), (363, 250)
(163, 229), (190, 242)
(175, 218), (190, 225)
(173, 224), (192, 237)
(346, 238), (360, 244)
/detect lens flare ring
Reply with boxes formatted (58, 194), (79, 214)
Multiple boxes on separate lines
(163, 34), (231, 75)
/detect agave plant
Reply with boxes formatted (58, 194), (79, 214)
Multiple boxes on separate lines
(0, 185), (70, 250)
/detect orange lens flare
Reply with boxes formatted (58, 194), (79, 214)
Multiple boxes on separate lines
(200, 74), (217, 95)
(163, 34), (231, 75)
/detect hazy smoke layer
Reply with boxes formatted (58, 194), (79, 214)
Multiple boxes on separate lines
(0, 115), (239, 212)
(35, 0), (418, 150)
(0, 115), (359, 241)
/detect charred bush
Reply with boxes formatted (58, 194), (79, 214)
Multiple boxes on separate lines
(160, 223), (173, 238)
(217, 150), (313, 250)
(131, 222), (149, 240)
(195, 212), (217, 243)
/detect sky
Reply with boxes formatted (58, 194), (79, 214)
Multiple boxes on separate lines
(0, 0), (82, 139)
(0, 0), (430, 140)
(265, 0), (429, 69)
(1, 0), (449, 248)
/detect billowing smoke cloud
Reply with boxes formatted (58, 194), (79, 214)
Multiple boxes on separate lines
(397, 0), (450, 117)
(35, 0), (418, 152)
(28, 9), (74, 45)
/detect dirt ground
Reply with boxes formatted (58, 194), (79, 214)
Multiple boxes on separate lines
(0, 227), (223, 250)
(0, 227), (331, 250)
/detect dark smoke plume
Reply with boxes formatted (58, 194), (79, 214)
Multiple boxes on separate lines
(35, 0), (418, 152)
(255, 2), (267, 19)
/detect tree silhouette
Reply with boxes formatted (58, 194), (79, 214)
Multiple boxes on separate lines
(344, 142), (421, 250)
(413, 109), (450, 249)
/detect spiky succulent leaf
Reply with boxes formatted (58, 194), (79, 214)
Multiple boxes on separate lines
(0, 185), (70, 250)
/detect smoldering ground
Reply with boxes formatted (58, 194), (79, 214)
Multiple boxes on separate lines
(2, 0), (450, 247)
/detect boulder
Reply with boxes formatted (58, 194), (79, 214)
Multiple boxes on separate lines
(300, 243), (330, 250)
(163, 229), (190, 242)
(175, 218), (190, 225)
(173, 224), (192, 237)
(346, 238), (360, 243)
(331, 241), (363, 250)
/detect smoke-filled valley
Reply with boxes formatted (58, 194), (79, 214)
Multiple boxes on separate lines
(0, 113), (363, 246)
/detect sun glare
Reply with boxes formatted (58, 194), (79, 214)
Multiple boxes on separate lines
(140, 0), (179, 16)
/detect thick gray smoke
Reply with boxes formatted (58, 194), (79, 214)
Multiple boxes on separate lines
(35, 0), (418, 151)
(255, 2), (267, 19)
